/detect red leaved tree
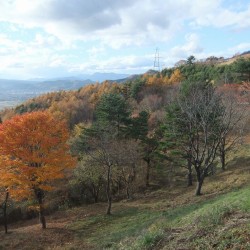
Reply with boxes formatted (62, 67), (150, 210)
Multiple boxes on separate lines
(0, 111), (75, 229)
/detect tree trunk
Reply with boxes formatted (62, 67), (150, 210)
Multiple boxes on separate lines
(187, 171), (193, 187)
(195, 169), (204, 196)
(220, 151), (226, 171)
(220, 138), (226, 171)
(132, 163), (136, 180)
(35, 189), (46, 229)
(94, 195), (98, 203)
(116, 177), (122, 195)
(195, 180), (204, 196)
(126, 174), (134, 200)
(3, 189), (9, 234)
(146, 159), (150, 187)
(187, 157), (193, 186)
(92, 184), (99, 203)
(126, 185), (130, 200)
(106, 165), (112, 215)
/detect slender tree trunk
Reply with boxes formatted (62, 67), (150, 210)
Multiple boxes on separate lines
(126, 185), (130, 200)
(95, 186), (99, 203)
(126, 173), (134, 200)
(126, 179), (132, 200)
(94, 195), (98, 203)
(91, 184), (99, 203)
(146, 159), (150, 187)
(3, 189), (9, 234)
(132, 163), (136, 180)
(195, 180), (204, 196)
(187, 157), (193, 186)
(35, 189), (46, 229)
(220, 138), (226, 171)
(195, 168), (204, 196)
(94, 190), (98, 203)
(188, 171), (193, 187)
(220, 151), (226, 171)
(116, 177), (122, 195)
(106, 165), (112, 215)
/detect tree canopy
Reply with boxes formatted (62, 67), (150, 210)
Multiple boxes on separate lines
(0, 111), (75, 228)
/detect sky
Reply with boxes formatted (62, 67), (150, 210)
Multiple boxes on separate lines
(0, 0), (250, 80)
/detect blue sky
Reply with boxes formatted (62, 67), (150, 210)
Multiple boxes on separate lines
(0, 0), (250, 79)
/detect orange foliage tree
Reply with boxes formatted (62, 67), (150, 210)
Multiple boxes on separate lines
(0, 111), (75, 229)
(145, 74), (169, 85)
(0, 155), (20, 233)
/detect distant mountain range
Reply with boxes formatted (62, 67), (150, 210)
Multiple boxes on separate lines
(0, 72), (131, 110)
(29, 72), (131, 82)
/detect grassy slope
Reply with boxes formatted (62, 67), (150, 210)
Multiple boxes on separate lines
(0, 143), (249, 250)
(219, 53), (250, 65)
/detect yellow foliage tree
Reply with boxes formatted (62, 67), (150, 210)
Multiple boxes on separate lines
(145, 74), (170, 86)
(169, 69), (183, 84)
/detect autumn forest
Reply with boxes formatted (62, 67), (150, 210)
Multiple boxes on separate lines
(0, 55), (250, 249)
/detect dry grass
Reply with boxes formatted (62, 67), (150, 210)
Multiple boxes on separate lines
(0, 204), (106, 249)
(218, 53), (250, 65)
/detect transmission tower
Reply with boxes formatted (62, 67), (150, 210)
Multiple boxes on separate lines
(154, 48), (161, 72)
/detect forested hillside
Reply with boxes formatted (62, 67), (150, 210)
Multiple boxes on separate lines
(0, 55), (249, 249)
(1, 55), (249, 126)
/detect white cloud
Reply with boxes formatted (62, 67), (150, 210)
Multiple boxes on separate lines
(33, 34), (58, 47)
(194, 4), (250, 29)
(0, 32), (70, 78)
(0, 0), (248, 57)
(0, 0), (249, 78)
(69, 54), (154, 74)
(170, 33), (203, 59)
(87, 46), (106, 58)
(228, 43), (250, 53)
(2, 0), (249, 47)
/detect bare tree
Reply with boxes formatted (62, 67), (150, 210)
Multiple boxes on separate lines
(164, 81), (248, 194)
(217, 92), (247, 170)
(82, 133), (116, 215)
(112, 140), (140, 199)
(72, 126), (141, 214)
(180, 84), (220, 195)
(72, 160), (105, 203)
(174, 82), (245, 195)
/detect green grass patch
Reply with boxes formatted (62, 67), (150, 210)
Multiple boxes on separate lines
(68, 186), (250, 249)
(124, 186), (250, 249)
(153, 186), (250, 235)
(68, 207), (161, 249)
